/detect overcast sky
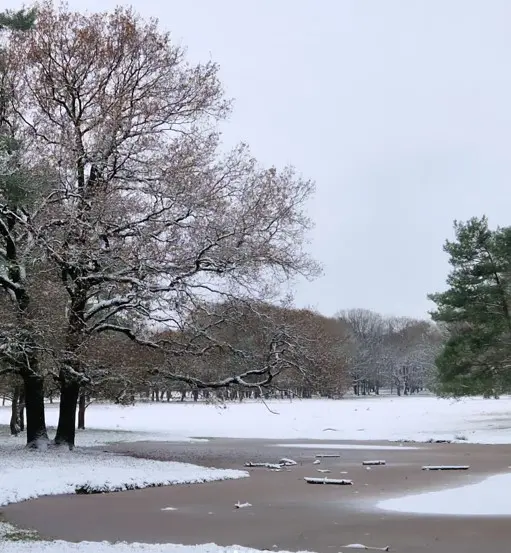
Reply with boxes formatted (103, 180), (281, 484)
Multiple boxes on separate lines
(7, 1), (511, 319)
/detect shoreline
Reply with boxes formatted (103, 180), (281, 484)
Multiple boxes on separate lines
(3, 439), (511, 552)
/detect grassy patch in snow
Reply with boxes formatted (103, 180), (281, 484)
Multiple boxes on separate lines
(0, 519), (42, 542)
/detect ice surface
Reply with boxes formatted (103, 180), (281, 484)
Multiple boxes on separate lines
(377, 472), (511, 515)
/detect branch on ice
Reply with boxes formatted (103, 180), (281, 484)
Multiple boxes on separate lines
(304, 477), (353, 485)
(422, 465), (469, 471)
(341, 544), (390, 551)
(234, 501), (252, 509)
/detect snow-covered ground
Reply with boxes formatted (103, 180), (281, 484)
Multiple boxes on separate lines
(2, 396), (511, 445)
(4, 395), (511, 550)
(0, 426), (204, 449)
(0, 523), (313, 553)
(0, 441), (247, 506)
(377, 473), (511, 516)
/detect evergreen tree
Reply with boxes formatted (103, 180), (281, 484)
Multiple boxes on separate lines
(0, 8), (36, 31)
(429, 217), (511, 396)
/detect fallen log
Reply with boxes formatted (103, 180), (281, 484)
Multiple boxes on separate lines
(245, 462), (282, 469)
(315, 454), (341, 458)
(341, 544), (390, 551)
(422, 465), (469, 471)
(234, 501), (252, 508)
(279, 458), (297, 466)
(362, 460), (386, 466)
(304, 477), (353, 485)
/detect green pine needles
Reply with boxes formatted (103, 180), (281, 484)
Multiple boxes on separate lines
(429, 216), (511, 397)
(0, 8), (37, 32)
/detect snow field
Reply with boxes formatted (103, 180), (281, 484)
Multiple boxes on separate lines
(3, 395), (511, 550)
(0, 395), (508, 445)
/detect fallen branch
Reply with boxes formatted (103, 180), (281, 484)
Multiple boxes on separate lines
(234, 501), (252, 509)
(422, 465), (469, 471)
(304, 477), (353, 485)
(279, 458), (297, 466)
(341, 544), (390, 551)
(245, 462), (282, 469)
(315, 454), (341, 458)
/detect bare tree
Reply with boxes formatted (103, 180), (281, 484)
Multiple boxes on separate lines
(336, 309), (388, 395)
(383, 318), (441, 395)
(5, 3), (319, 448)
(0, 11), (54, 445)
(148, 301), (351, 399)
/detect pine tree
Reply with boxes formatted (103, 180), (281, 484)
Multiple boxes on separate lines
(429, 217), (511, 396)
(0, 8), (37, 32)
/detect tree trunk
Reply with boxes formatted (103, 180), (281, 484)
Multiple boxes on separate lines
(23, 373), (49, 448)
(54, 377), (80, 449)
(77, 392), (86, 430)
(10, 385), (20, 436)
(18, 387), (25, 431)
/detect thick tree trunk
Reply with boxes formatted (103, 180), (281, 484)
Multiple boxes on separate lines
(54, 378), (80, 449)
(10, 385), (20, 436)
(23, 373), (49, 448)
(18, 387), (25, 431)
(77, 392), (86, 430)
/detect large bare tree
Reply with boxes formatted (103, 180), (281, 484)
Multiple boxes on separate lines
(4, 3), (319, 447)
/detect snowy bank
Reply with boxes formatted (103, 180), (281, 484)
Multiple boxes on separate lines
(1, 523), (313, 553)
(377, 472), (511, 515)
(0, 444), (247, 506)
(2, 395), (510, 444)
(0, 425), (201, 449)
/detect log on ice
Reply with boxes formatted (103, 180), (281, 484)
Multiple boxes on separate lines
(315, 454), (341, 458)
(245, 462), (282, 469)
(362, 460), (386, 466)
(422, 465), (470, 471)
(304, 477), (353, 485)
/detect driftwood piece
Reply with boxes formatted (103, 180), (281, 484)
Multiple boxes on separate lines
(245, 462), (282, 469)
(362, 460), (386, 466)
(304, 477), (353, 485)
(341, 544), (390, 551)
(315, 454), (341, 458)
(279, 458), (297, 466)
(422, 465), (469, 471)
(234, 501), (252, 508)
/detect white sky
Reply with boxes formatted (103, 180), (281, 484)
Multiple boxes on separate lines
(7, 0), (511, 319)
